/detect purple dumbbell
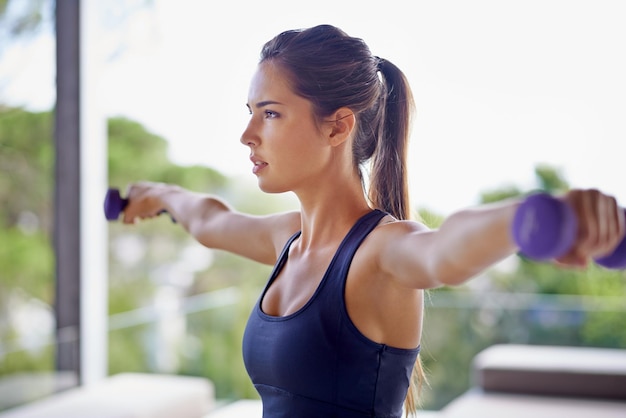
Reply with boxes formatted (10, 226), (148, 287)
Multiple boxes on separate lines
(103, 187), (173, 222)
(512, 192), (626, 269)
(104, 188), (128, 221)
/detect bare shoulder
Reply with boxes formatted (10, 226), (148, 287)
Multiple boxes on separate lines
(375, 215), (431, 239)
(357, 215), (430, 259)
(355, 215), (434, 287)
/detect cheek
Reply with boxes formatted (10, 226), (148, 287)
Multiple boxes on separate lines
(273, 124), (316, 156)
(286, 135), (325, 166)
(268, 117), (327, 166)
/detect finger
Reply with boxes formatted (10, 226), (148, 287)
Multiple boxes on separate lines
(598, 195), (624, 257)
(568, 190), (622, 260)
(617, 205), (626, 244)
(554, 252), (588, 268)
(122, 208), (136, 224)
(122, 183), (165, 223)
(588, 192), (611, 257)
(121, 184), (137, 224)
(123, 183), (149, 224)
(576, 189), (600, 255)
(559, 189), (597, 264)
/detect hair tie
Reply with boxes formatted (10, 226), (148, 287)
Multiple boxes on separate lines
(374, 56), (385, 71)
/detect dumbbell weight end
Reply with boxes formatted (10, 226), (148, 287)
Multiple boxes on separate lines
(512, 192), (626, 269)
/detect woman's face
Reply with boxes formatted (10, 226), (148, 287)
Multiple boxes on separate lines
(240, 62), (334, 194)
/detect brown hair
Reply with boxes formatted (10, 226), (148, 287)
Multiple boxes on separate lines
(260, 24), (424, 414)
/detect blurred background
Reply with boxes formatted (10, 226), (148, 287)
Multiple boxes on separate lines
(1, 0), (625, 413)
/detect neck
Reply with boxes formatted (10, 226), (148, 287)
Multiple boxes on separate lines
(294, 174), (372, 251)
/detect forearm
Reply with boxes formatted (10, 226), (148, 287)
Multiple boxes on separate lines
(123, 182), (233, 247)
(158, 185), (232, 245)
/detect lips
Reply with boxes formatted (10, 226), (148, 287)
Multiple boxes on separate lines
(250, 156), (268, 175)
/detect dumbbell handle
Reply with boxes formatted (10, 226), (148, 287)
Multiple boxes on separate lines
(103, 188), (174, 222)
(512, 193), (626, 269)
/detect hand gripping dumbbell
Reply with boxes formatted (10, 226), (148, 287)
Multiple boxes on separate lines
(103, 188), (174, 222)
(512, 192), (626, 269)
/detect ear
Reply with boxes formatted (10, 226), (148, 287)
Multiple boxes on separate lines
(327, 107), (355, 146)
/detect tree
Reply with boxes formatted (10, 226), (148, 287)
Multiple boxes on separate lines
(0, 0), (47, 39)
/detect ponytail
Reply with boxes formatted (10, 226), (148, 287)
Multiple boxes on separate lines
(368, 58), (414, 221)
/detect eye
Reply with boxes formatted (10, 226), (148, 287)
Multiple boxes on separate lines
(264, 110), (279, 119)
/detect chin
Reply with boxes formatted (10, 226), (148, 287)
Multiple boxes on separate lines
(257, 179), (290, 195)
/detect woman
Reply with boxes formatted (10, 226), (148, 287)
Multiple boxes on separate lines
(121, 25), (624, 417)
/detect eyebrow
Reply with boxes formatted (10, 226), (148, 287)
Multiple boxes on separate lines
(247, 100), (284, 109)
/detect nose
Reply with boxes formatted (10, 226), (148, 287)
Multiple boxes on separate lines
(240, 120), (259, 147)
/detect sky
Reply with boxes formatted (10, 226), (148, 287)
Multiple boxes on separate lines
(2, 0), (625, 215)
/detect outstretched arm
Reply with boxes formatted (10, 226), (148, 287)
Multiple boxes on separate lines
(121, 181), (300, 265)
(378, 189), (625, 289)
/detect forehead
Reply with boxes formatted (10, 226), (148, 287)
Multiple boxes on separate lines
(247, 61), (295, 103)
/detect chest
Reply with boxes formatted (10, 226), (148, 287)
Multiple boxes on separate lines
(261, 247), (336, 317)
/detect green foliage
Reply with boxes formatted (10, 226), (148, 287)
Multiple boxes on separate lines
(182, 299), (259, 401)
(0, 0), (45, 39)
(480, 185), (522, 205)
(416, 208), (445, 229)
(0, 345), (53, 375)
(0, 109), (56, 390)
(107, 117), (228, 192)
(0, 228), (53, 302)
(108, 325), (153, 374)
(535, 163), (570, 193)
(0, 108), (53, 230)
